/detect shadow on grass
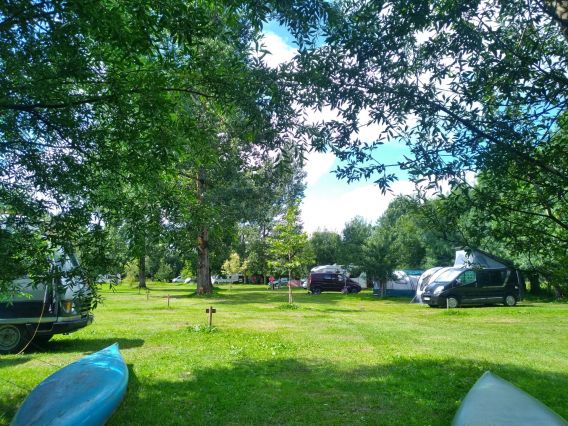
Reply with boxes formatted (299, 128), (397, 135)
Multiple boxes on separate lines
(110, 357), (568, 426)
(26, 337), (145, 355)
(0, 357), (32, 370)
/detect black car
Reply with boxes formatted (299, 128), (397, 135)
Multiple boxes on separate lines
(422, 267), (521, 308)
(307, 272), (361, 294)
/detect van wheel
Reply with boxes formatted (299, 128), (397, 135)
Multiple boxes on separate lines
(0, 325), (30, 355)
(311, 287), (322, 295)
(349, 287), (360, 294)
(504, 295), (517, 307)
(446, 296), (460, 308)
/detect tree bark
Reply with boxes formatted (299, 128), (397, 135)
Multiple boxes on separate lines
(197, 227), (212, 294)
(552, 285), (563, 300)
(529, 273), (541, 295)
(196, 167), (212, 295)
(288, 268), (293, 304)
(138, 254), (147, 289)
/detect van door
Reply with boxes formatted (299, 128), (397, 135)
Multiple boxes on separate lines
(322, 274), (335, 291)
(454, 270), (478, 303)
(477, 269), (509, 303)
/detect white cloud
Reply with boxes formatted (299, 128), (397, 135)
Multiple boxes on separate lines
(304, 150), (336, 186)
(301, 180), (416, 234)
(260, 32), (297, 68)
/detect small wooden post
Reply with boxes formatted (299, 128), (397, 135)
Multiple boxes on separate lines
(167, 294), (170, 308)
(146, 289), (149, 300)
(206, 306), (216, 327)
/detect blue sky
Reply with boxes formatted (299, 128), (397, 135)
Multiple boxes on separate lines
(261, 22), (417, 233)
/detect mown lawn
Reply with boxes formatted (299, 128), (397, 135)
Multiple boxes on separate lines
(1, 284), (567, 425)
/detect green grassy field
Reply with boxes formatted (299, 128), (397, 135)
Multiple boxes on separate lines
(2, 284), (567, 425)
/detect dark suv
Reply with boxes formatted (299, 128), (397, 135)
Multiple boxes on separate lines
(307, 272), (361, 295)
(422, 267), (521, 308)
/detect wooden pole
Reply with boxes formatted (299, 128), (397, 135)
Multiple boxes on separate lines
(167, 294), (170, 308)
(208, 305), (213, 327)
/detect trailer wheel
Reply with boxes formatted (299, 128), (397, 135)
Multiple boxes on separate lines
(311, 287), (322, 295)
(0, 325), (30, 355)
(504, 295), (517, 307)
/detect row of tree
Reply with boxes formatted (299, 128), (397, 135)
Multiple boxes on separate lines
(2, 1), (567, 300)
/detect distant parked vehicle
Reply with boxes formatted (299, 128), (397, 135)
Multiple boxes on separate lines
(268, 277), (288, 289)
(184, 277), (192, 284)
(96, 274), (121, 284)
(172, 276), (183, 283)
(212, 274), (243, 284)
(307, 272), (361, 295)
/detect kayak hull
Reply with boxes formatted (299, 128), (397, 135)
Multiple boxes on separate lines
(453, 371), (568, 426)
(11, 343), (128, 426)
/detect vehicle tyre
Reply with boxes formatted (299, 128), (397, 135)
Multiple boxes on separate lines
(504, 295), (517, 307)
(349, 287), (360, 294)
(0, 325), (30, 355)
(311, 287), (322, 295)
(446, 296), (460, 308)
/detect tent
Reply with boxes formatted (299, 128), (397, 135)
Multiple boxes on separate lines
(453, 248), (513, 269)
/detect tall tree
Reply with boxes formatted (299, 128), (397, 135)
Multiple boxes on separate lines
(361, 225), (397, 297)
(268, 203), (314, 303)
(338, 216), (372, 268)
(0, 1), (325, 296)
(310, 230), (341, 265)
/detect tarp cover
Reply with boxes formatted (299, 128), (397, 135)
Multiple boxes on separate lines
(453, 371), (568, 426)
(453, 249), (510, 269)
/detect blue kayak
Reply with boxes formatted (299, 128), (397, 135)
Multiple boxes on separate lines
(11, 343), (128, 426)
(453, 371), (568, 426)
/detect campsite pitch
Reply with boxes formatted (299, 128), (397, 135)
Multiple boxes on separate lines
(1, 284), (567, 425)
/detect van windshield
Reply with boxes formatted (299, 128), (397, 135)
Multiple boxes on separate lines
(432, 269), (463, 283)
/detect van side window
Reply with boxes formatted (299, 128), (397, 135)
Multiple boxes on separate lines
(458, 270), (477, 285)
(323, 274), (333, 281)
(337, 274), (344, 281)
(478, 270), (508, 287)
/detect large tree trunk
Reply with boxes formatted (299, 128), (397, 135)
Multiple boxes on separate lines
(138, 254), (147, 289)
(288, 268), (293, 304)
(552, 285), (563, 300)
(196, 227), (212, 294)
(196, 167), (212, 295)
(529, 273), (541, 295)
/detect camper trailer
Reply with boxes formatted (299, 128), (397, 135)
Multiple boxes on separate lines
(0, 252), (93, 354)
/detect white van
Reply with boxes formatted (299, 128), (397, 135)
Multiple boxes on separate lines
(0, 253), (93, 354)
(212, 274), (243, 284)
